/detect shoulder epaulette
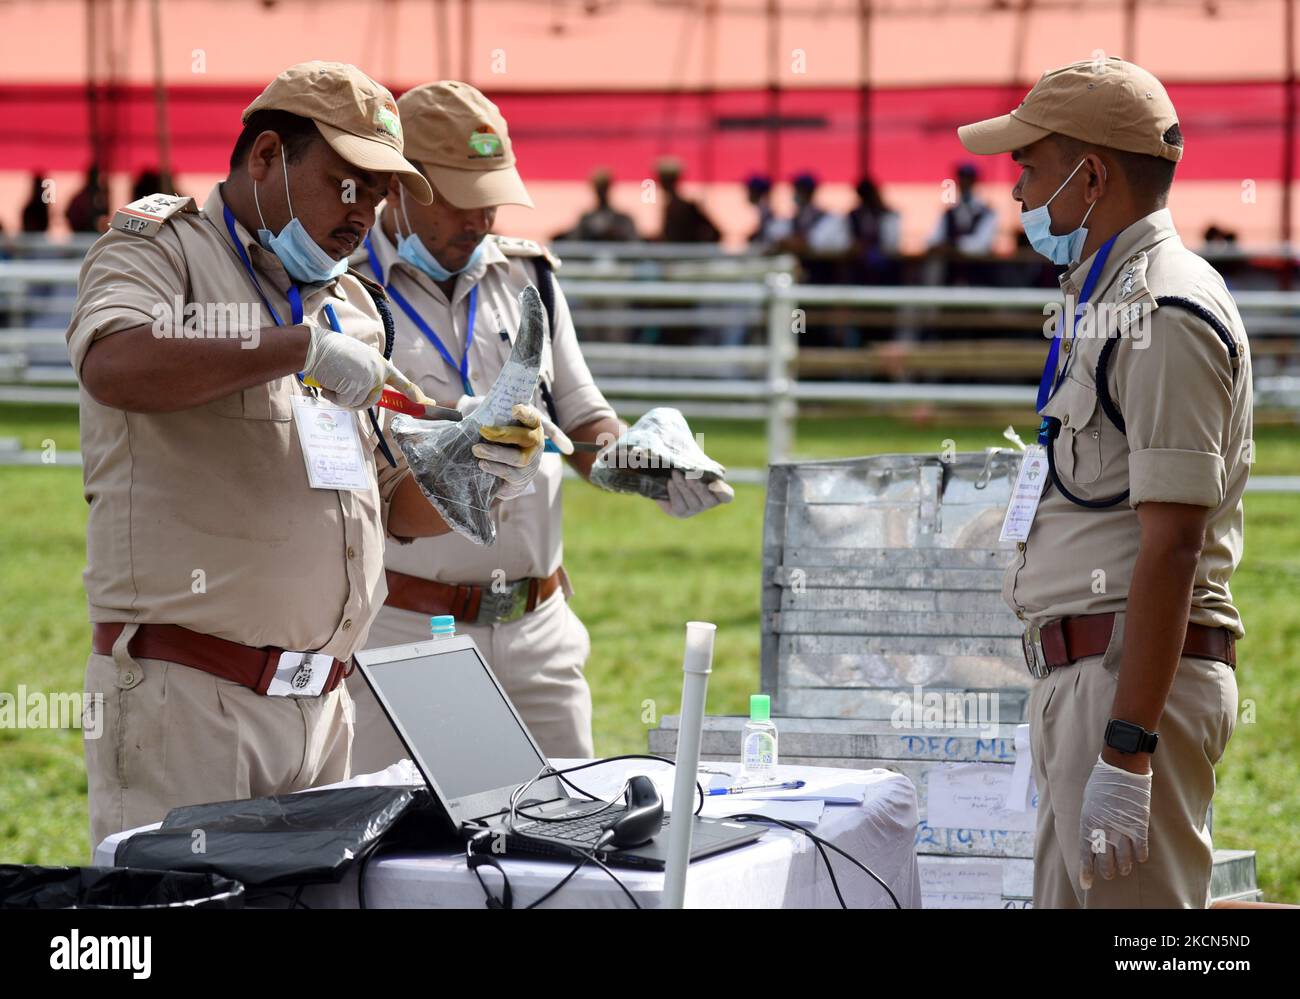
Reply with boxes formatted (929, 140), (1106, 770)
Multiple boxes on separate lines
(110, 193), (198, 237)
(491, 234), (561, 269)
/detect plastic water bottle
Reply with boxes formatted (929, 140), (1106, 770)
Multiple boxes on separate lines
(740, 694), (778, 781)
(430, 615), (456, 639)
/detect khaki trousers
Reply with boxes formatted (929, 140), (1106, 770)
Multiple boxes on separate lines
(1029, 612), (1238, 908)
(350, 587), (594, 774)
(83, 623), (353, 856)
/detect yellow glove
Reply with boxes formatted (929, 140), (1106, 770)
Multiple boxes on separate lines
(476, 403), (571, 465)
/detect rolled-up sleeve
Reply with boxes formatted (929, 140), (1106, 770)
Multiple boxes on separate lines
(540, 270), (618, 433)
(1115, 302), (1235, 508)
(65, 229), (189, 378)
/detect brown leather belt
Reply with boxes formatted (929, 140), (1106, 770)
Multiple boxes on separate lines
(92, 623), (350, 696)
(384, 567), (565, 625)
(1022, 612), (1236, 679)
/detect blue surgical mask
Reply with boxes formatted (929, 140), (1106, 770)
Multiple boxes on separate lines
(255, 146), (349, 284)
(1019, 158), (1101, 266)
(393, 187), (485, 282)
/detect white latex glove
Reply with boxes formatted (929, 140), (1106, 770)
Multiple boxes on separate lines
(1078, 754), (1152, 890)
(302, 322), (415, 410)
(655, 469), (736, 518)
(456, 394), (573, 456)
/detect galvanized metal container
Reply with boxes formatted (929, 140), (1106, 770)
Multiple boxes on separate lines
(761, 451), (1027, 719)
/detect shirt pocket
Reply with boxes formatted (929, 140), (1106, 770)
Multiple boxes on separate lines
(1044, 382), (1104, 485)
(212, 374), (298, 421)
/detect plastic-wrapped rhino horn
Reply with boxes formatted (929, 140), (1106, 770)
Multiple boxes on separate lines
(388, 284), (547, 546)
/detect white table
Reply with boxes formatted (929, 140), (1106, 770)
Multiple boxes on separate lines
(96, 760), (921, 909)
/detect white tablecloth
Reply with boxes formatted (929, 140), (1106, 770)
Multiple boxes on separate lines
(95, 760), (920, 909)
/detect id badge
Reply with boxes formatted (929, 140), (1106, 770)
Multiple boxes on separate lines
(291, 395), (371, 491)
(999, 444), (1049, 543)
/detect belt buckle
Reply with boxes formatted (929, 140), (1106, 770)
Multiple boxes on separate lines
(1021, 624), (1051, 679)
(475, 582), (529, 625)
(266, 651), (334, 697)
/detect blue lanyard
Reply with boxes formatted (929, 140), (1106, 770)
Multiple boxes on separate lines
(223, 204), (342, 386)
(365, 234), (477, 397)
(222, 204), (305, 327)
(1036, 233), (1118, 444)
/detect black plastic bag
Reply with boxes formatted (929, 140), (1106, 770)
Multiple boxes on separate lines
(0, 865), (244, 909)
(113, 786), (431, 891)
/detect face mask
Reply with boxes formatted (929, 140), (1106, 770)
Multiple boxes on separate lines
(394, 187), (485, 282)
(1019, 158), (1101, 266)
(255, 147), (348, 284)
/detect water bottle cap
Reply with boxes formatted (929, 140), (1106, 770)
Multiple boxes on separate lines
(430, 615), (456, 635)
(749, 694), (771, 721)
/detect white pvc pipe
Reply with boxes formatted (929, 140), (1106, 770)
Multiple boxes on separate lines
(661, 621), (715, 910)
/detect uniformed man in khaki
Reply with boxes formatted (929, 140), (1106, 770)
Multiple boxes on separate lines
(348, 81), (735, 767)
(959, 58), (1252, 908)
(68, 62), (547, 852)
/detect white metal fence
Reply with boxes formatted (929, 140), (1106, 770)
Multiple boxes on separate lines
(2, 255), (1298, 472)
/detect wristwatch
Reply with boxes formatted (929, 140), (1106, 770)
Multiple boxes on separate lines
(1105, 718), (1159, 754)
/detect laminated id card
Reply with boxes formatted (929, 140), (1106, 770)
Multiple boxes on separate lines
(291, 395), (371, 491)
(999, 445), (1048, 543)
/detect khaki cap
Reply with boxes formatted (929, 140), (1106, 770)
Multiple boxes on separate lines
(958, 57), (1182, 163)
(243, 61), (433, 204)
(396, 81), (533, 209)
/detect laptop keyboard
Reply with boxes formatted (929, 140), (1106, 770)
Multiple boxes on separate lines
(513, 807), (672, 848)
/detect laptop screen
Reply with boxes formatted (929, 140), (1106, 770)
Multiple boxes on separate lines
(361, 645), (548, 802)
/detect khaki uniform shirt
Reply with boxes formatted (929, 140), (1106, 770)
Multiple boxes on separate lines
(66, 185), (412, 660)
(1005, 208), (1253, 637)
(356, 214), (616, 585)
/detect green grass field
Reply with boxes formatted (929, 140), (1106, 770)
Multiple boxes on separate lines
(1, 403), (1296, 902)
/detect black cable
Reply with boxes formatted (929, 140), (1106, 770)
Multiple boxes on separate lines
(584, 851), (642, 908)
(724, 813), (902, 910)
(466, 755), (702, 909)
(523, 853), (590, 909)
(509, 755), (705, 827)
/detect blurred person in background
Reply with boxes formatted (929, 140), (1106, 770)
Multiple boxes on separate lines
(745, 173), (784, 250)
(21, 172), (50, 233)
(926, 162), (998, 287)
(131, 168), (172, 204)
(778, 172), (852, 346)
(66, 164), (109, 234)
(655, 156), (720, 243)
(556, 167), (638, 242)
(847, 176), (901, 286)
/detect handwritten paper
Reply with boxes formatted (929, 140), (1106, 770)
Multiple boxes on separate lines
(926, 763), (1035, 832)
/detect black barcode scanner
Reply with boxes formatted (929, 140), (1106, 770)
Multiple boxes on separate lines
(595, 775), (664, 850)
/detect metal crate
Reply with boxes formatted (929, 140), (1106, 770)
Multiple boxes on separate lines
(761, 451), (1026, 719)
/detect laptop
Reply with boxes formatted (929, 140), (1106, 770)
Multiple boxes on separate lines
(353, 635), (766, 869)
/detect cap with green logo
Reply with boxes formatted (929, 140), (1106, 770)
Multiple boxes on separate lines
(396, 80), (534, 210)
(243, 61), (433, 204)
